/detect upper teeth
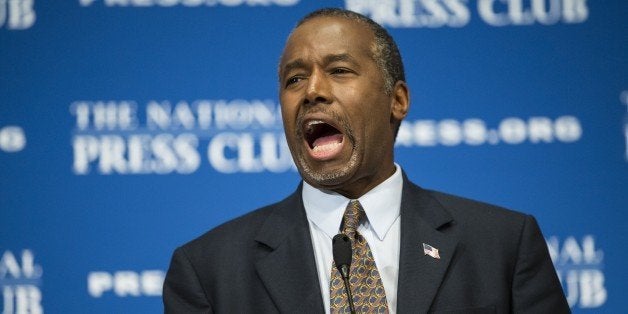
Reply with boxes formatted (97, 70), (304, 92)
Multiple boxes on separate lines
(306, 120), (324, 133)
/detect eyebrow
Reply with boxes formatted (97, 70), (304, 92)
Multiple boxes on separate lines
(281, 53), (358, 78)
(281, 59), (307, 78)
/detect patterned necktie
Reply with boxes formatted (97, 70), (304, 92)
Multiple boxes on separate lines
(330, 200), (389, 313)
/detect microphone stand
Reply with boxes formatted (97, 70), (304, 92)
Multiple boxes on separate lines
(339, 264), (356, 314)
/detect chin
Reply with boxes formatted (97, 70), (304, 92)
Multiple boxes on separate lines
(296, 153), (359, 190)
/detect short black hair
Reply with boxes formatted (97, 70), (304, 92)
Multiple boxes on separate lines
(295, 8), (406, 95)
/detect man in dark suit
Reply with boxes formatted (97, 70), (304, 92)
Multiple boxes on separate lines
(163, 8), (569, 313)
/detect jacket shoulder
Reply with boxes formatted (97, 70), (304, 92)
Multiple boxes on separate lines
(179, 190), (298, 262)
(414, 186), (533, 254)
(427, 189), (528, 224)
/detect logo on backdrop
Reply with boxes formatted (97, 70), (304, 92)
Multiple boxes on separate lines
(0, 250), (43, 314)
(621, 90), (628, 162)
(87, 270), (164, 298)
(547, 235), (606, 309)
(0, 0), (36, 30)
(69, 100), (583, 175)
(0, 126), (26, 153)
(345, 0), (588, 28)
(78, 0), (299, 7)
(396, 116), (582, 147)
(69, 99), (294, 175)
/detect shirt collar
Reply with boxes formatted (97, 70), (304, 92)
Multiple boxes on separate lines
(302, 164), (403, 241)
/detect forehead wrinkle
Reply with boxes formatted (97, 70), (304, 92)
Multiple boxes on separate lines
(323, 53), (359, 67)
(278, 17), (379, 82)
(281, 52), (361, 79)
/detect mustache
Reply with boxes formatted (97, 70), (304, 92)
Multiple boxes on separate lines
(295, 107), (355, 145)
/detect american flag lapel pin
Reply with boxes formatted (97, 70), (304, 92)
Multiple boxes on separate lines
(423, 243), (441, 259)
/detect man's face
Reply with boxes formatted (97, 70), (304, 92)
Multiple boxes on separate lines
(279, 16), (408, 198)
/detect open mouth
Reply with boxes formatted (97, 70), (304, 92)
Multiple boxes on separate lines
(303, 120), (344, 158)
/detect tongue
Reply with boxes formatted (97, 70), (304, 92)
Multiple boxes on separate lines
(311, 133), (344, 160)
(313, 133), (343, 148)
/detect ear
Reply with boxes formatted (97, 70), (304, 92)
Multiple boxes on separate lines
(390, 80), (410, 122)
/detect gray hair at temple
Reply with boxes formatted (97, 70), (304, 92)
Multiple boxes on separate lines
(293, 8), (406, 95)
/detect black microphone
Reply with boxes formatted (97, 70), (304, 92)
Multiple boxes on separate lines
(332, 234), (355, 314)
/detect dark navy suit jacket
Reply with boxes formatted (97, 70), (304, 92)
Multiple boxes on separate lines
(163, 176), (570, 313)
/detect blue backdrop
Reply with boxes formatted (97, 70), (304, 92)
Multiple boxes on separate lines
(1, 0), (626, 313)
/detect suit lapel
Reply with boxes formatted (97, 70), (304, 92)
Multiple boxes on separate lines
(254, 187), (325, 313)
(397, 177), (459, 313)
(252, 176), (458, 313)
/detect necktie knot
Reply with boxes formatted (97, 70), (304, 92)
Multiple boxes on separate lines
(342, 200), (363, 240)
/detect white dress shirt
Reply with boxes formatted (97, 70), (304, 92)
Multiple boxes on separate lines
(302, 164), (403, 314)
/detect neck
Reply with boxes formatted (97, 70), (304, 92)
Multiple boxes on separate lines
(331, 163), (397, 199)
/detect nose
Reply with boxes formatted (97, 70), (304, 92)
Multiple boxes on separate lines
(304, 68), (332, 106)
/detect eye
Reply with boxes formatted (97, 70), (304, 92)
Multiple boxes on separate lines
(285, 76), (304, 87)
(331, 68), (352, 75)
